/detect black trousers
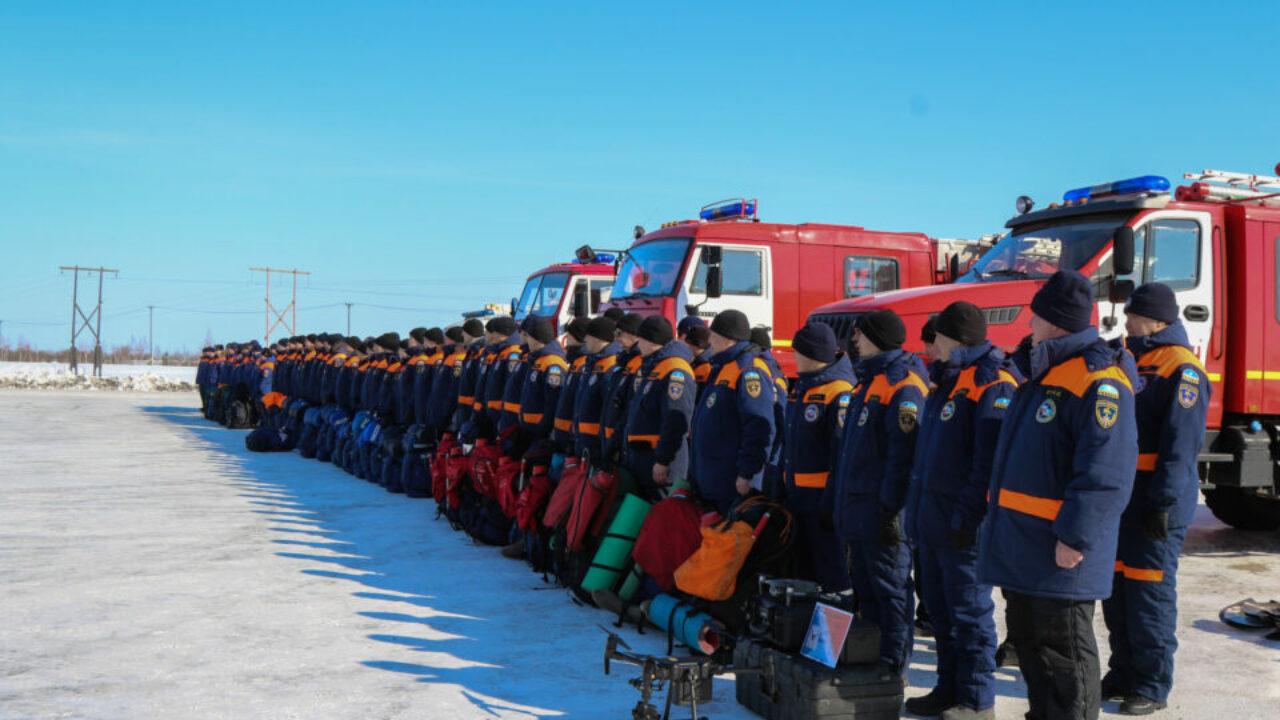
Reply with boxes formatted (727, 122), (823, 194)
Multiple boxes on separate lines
(1003, 589), (1100, 720)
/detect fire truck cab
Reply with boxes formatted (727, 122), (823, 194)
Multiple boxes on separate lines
(808, 168), (1280, 530)
(511, 248), (617, 334)
(604, 199), (989, 375)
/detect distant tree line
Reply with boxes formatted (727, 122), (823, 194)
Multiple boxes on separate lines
(0, 334), (198, 366)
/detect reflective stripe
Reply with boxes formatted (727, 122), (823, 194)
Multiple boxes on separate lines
(554, 418), (573, 432)
(794, 472), (828, 489)
(1114, 561), (1164, 582)
(521, 413), (543, 424)
(487, 400), (503, 410)
(1245, 370), (1280, 380)
(578, 422), (601, 436)
(1137, 453), (1158, 472)
(627, 434), (660, 448)
(458, 395), (475, 405)
(503, 401), (521, 413)
(997, 488), (1063, 521)
(605, 427), (615, 439)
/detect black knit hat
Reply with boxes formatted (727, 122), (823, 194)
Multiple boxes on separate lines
(565, 316), (591, 343)
(617, 313), (644, 336)
(445, 327), (466, 344)
(710, 309), (750, 342)
(526, 317), (555, 344)
(487, 316), (518, 336)
(637, 316), (674, 345)
(856, 310), (906, 351)
(376, 332), (400, 351)
(462, 319), (485, 338)
(409, 327), (428, 343)
(425, 327), (445, 345)
(603, 307), (626, 322)
(935, 301), (987, 346)
(1031, 270), (1094, 333)
(349, 338), (367, 353)
(1125, 282), (1179, 325)
(586, 316), (616, 342)
(920, 317), (937, 344)
(684, 325), (710, 350)
(792, 322), (837, 364)
(749, 327), (772, 351)
(677, 315), (707, 336)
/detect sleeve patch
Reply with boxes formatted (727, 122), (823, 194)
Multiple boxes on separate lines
(668, 380), (685, 400)
(1095, 399), (1119, 429)
(1177, 382), (1198, 408)
(993, 396), (1011, 410)
(1097, 383), (1120, 399)
(1181, 368), (1200, 384)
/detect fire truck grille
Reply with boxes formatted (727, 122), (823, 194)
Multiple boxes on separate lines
(810, 313), (860, 342)
(983, 306), (1022, 325)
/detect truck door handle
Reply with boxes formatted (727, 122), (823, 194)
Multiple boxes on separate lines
(1184, 304), (1210, 322)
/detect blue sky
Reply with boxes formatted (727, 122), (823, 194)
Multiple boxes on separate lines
(2, 2), (1277, 353)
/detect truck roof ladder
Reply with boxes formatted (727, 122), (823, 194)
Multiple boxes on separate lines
(1179, 168), (1280, 206)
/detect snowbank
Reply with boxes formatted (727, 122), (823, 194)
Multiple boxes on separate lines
(0, 361), (196, 392)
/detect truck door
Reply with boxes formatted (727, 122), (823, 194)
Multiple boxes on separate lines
(685, 244), (773, 331)
(1099, 211), (1214, 357)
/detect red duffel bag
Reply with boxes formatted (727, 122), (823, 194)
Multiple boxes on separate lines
(495, 456), (523, 519)
(632, 489), (707, 592)
(515, 464), (551, 533)
(469, 438), (502, 498)
(564, 467), (618, 553)
(543, 457), (588, 529)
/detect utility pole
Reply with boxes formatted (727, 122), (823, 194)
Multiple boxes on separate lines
(249, 267), (310, 346)
(148, 305), (155, 364)
(60, 265), (118, 377)
(345, 302), (353, 335)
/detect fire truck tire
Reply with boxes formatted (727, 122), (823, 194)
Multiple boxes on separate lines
(1203, 488), (1280, 532)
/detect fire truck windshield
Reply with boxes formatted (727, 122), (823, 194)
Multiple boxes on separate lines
(610, 238), (691, 299)
(960, 212), (1135, 283)
(513, 271), (570, 320)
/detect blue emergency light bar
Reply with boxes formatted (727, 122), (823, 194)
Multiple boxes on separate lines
(700, 198), (758, 222)
(577, 253), (615, 264)
(1062, 175), (1170, 203)
(462, 309), (496, 319)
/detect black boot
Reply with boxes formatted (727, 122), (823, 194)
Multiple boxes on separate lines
(903, 689), (955, 717)
(1119, 695), (1167, 716)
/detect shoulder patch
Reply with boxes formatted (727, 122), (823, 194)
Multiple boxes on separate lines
(898, 401), (919, 433)
(1181, 368), (1200, 384)
(1095, 399), (1119, 429)
(993, 396), (1011, 410)
(547, 369), (563, 387)
(1097, 383), (1120, 400)
(1177, 382), (1198, 408)
(670, 370), (686, 382)
(744, 374), (763, 398)
(668, 380), (685, 401)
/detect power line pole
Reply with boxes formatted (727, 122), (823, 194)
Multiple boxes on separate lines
(345, 302), (353, 335)
(60, 265), (118, 377)
(148, 305), (155, 364)
(249, 267), (310, 346)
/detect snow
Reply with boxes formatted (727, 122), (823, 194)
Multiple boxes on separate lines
(0, 361), (195, 392)
(1, 390), (1277, 719)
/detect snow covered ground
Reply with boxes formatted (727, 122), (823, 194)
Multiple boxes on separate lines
(0, 362), (195, 391)
(1, 390), (1277, 719)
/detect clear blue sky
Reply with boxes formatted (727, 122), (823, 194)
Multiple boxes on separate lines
(2, 2), (1277, 353)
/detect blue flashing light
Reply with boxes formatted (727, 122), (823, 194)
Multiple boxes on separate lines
(1063, 175), (1170, 203)
(594, 253), (615, 264)
(699, 198), (757, 221)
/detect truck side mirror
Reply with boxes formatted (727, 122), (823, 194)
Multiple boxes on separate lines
(1113, 227), (1135, 276)
(705, 266), (723, 299)
(701, 245), (722, 266)
(1109, 279), (1135, 304)
(510, 296), (519, 316)
(948, 254), (961, 282)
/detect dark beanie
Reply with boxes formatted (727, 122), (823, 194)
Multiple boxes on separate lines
(565, 317), (591, 343)
(345, 335), (361, 349)
(425, 327), (445, 345)
(617, 313), (644, 336)
(462, 319), (485, 338)
(856, 310), (906, 351)
(445, 327), (466, 344)
(677, 315), (707, 336)
(685, 325), (710, 350)
(1125, 282), (1179, 325)
(603, 307), (626, 322)
(920, 317), (937, 344)
(935, 301), (987, 346)
(638, 316), (674, 345)
(526, 317), (555, 344)
(1030, 270), (1094, 333)
(409, 327), (428, 342)
(587, 316), (616, 342)
(749, 327), (772, 351)
(487, 316), (518, 336)
(710, 309), (751, 342)
(376, 332), (400, 351)
(793, 323), (837, 364)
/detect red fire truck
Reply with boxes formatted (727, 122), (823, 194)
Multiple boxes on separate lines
(603, 199), (990, 375)
(511, 247), (618, 333)
(808, 168), (1280, 530)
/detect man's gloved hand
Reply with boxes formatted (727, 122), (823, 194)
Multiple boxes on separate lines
(880, 514), (903, 548)
(948, 525), (977, 551)
(1144, 509), (1170, 541)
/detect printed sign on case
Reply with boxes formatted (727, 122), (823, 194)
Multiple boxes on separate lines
(800, 602), (854, 668)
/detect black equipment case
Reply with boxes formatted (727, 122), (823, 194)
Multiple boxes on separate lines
(733, 636), (903, 720)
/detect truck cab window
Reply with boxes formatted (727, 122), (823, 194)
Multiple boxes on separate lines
(1144, 219), (1200, 290)
(844, 256), (899, 297)
(691, 249), (764, 296)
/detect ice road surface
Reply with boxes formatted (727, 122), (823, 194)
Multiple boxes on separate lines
(1, 390), (1277, 720)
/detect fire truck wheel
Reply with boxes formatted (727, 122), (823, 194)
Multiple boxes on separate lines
(1203, 488), (1280, 532)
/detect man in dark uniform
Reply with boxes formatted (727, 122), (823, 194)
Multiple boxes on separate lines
(601, 313), (644, 464)
(453, 318), (487, 432)
(980, 270), (1139, 720)
(1102, 283), (1209, 716)
(573, 317), (622, 464)
(516, 317), (569, 440)
(622, 316), (696, 501)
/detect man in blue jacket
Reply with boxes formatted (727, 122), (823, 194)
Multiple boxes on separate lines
(622, 316), (696, 501)
(516, 317), (569, 440)
(1102, 283), (1209, 716)
(690, 309), (776, 514)
(905, 302), (1019, 720)
(781, 322), (855, 591)
(830, 309), (928, 676)
(572, 317), (622, 464)
(979, 270), (1139, 720)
